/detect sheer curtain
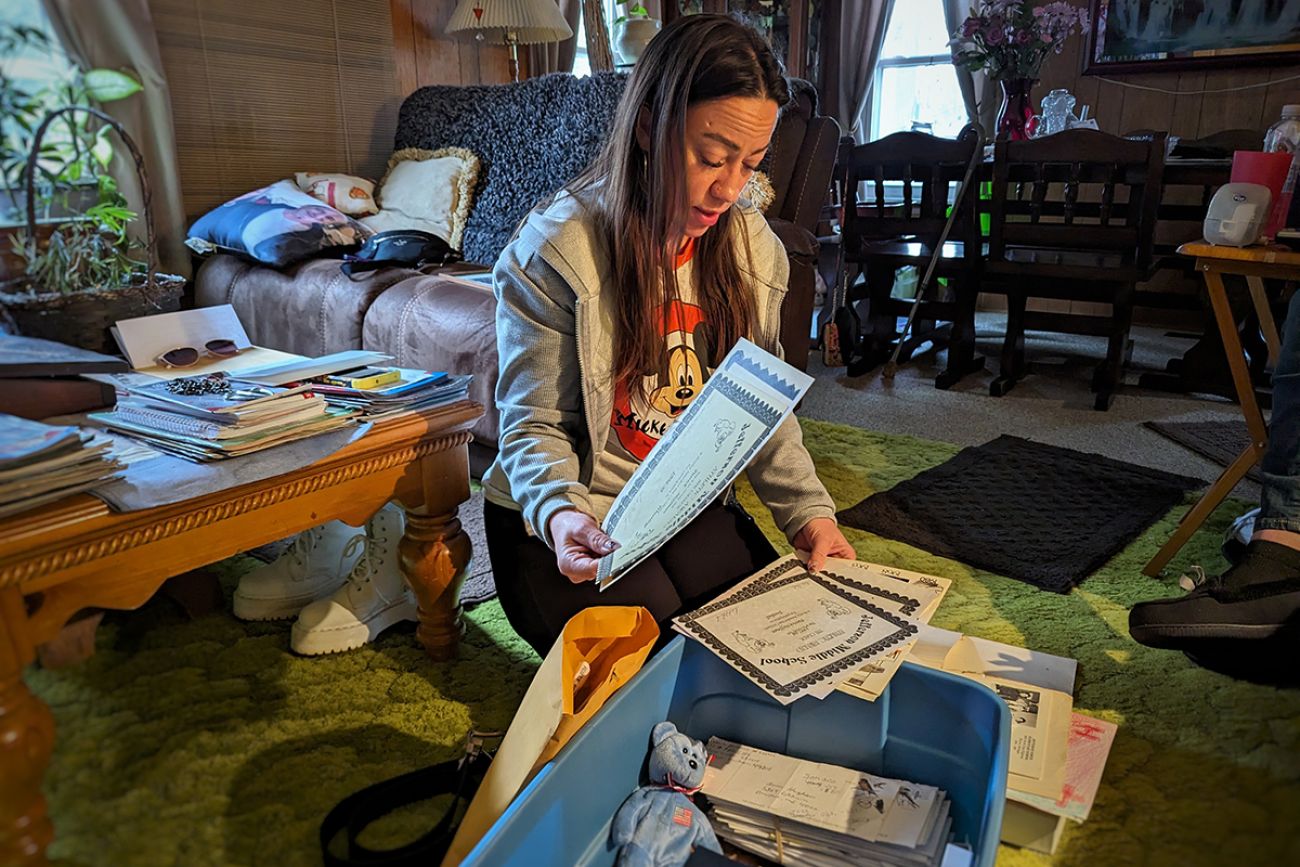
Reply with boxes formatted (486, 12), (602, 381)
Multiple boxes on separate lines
(41, 0), (188, 278)
(942, 0), (998, 140)
(822, 0), (894, 140)
(528, 0), (584, 75)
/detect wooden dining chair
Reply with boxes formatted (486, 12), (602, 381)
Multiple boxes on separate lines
(838, 124), (985, 388)
(982, 129), (1166, 410)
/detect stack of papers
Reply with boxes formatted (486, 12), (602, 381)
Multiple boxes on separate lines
(672, 554), (920, 705)
(904, 625), (1076, 802)
(1002, 713), (1118, 854)
(701, 737), (961, 867)
(307, 369), (472, 421)
(824, 560), (951, 702)
(89, 372), (356, 461)
(0, 414), (123, 518)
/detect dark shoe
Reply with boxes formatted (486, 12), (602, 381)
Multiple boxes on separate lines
(1220, 507), (1259, 566)
(1129, 542), (1300, 648)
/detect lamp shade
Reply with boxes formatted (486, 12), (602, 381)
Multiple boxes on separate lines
(446, 0), (574, 45)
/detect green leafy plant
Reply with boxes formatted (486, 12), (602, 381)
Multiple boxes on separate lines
(0, 23), (141, 221)
(0, 23), (151, 299)
(11, 167), (141, 295)
(614, 2), (650, 25)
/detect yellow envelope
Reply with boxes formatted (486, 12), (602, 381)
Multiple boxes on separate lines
(441, 606), (658, 866)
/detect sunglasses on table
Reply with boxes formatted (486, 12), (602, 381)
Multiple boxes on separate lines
(154, 339), (242, 368)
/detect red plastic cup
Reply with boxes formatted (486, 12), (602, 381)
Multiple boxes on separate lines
(1231, 150), (1293, 241)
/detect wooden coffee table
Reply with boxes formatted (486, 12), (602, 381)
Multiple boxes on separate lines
(0, 399), (483, 865)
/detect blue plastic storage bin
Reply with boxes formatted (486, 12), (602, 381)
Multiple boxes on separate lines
(465, 636), (1009, 867)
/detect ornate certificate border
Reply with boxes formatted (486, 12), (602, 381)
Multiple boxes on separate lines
(675, 571), (918, 701)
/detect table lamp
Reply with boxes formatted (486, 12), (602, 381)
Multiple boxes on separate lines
(446, 0), (574, 83)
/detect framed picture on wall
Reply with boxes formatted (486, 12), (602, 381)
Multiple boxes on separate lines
(1084, 0), (1300, 74)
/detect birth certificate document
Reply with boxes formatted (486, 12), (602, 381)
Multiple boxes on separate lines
(596, 339), (813, 590)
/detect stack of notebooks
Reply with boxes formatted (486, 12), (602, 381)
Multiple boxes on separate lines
(91, 372), (356, 461)
(0, 414), (123, 518)
(308, 368), (472, 421)
(700, 737), (965, 867)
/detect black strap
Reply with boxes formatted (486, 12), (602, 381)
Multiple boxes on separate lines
(320, 746), (493, 867)
(340, 258), (383, 280)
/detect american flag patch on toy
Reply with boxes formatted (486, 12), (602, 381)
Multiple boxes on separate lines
(673, 806), (692, 827)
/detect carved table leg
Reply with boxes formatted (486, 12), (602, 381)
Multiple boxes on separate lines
(0, 587), (55, 866)
(401, 509), (471, 661)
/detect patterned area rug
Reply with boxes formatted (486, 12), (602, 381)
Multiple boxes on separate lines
(26, 419), (1300, 866)
(1145, 419), (1263, 484)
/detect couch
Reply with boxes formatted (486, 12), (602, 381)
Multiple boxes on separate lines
(195, 72), (839, 466)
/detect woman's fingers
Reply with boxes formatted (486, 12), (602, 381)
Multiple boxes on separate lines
(558, 546), (600, 584)
(549, 508), (620, 583)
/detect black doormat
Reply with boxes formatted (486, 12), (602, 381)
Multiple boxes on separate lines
(836, 435), (1202, 593)
(1144, 420), (1261, 484)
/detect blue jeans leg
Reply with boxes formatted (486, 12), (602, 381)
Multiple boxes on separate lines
(1259, 289), (1300, 534)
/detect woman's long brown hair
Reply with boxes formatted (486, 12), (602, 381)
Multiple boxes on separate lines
(570, 14), (791, 388)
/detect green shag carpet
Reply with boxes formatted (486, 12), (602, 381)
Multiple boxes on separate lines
(28, 418), (1300, 866)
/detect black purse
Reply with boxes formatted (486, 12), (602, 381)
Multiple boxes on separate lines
(340, 229), (462, 279)
(320, 731), (499, 867)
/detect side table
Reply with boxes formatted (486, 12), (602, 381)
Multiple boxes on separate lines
(1143, 242), (1290, 576)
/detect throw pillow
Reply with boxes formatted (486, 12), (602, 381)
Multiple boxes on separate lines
(186, 179), (370, 268)
(742, 170), (776, 214)
(361, 147), (480, 250)
(294, 172), (378, 216)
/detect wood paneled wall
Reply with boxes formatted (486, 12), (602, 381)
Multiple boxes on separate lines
(153, 0), (512, 223)
(1036, 3), (1300, 142)
(390, 0), (513, 95)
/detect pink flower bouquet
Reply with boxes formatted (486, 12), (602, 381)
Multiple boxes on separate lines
(950, 0), (1089, 80)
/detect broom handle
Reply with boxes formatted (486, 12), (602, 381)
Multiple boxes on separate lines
(886, 140), (984, 369)
(916, 142), (982, 299)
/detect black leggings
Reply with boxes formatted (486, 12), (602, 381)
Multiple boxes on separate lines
(484, 498), (780, 657)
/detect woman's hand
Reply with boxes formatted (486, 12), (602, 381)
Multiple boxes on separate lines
(793, 517), (855, 573)
(548, 509), (621, 584)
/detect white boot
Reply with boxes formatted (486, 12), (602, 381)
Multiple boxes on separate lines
(290, 503), (416, 655)
(233, 520), (363, 621)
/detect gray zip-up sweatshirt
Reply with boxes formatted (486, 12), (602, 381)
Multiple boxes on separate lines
(481, 188), (836, 549)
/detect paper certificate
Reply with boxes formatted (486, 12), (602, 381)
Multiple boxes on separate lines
(597, 338), (813, 590)
(672, 558), (917, 705)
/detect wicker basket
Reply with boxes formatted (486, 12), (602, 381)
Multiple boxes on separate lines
(0, 105), (184, 353)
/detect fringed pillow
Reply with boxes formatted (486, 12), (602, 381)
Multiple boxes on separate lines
(360, 147), (481, 250)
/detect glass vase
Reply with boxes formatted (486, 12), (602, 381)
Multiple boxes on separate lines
(996, 78), (1038, 141)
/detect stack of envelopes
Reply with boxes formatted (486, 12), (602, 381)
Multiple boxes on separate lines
(701, 737), (962, 867)
(0, 414), (123, 518)
(91, 372), (355, 460)
(308, 369), (472, 421)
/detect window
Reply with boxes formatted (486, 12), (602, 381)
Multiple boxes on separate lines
(868, 0), (967, 141)
(572, 9), (591, 77)
(1, 2), (81, 222)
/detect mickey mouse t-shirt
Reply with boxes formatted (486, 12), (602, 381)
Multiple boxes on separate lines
(590, 239), (707, 505)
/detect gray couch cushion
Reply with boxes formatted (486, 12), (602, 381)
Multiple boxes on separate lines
(194, 254), (412, 356)
(395, 72), (627, 267)
(362, 274), (499, 446)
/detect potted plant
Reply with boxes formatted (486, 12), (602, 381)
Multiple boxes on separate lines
(612, 3), (660, 66)
(0, 104), (185, 353)
(948, 1), (1090, 141)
